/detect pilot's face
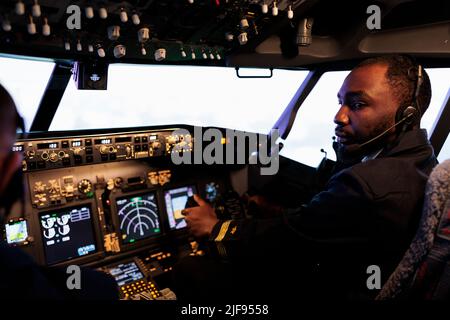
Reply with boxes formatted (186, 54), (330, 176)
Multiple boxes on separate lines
(335, 63), (399, 151)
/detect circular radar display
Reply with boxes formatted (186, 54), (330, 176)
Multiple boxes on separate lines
(116, 193), (161, 244)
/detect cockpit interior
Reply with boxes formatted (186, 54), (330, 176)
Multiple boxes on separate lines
(0, 0), (450, 305)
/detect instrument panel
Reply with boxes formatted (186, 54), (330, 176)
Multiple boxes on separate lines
(3, 125), (241, 296)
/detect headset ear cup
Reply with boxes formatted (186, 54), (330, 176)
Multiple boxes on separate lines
(403, 105), (418, 126)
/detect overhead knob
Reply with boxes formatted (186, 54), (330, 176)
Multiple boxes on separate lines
(99, 7), (108, 19)
(16, 1), (25, 16)
(32, 0), (41, 18)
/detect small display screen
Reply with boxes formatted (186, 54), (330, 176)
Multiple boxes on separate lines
(5, 220), (28, 244)
(116, 193), (161, 244)
(12, 145), (24, 152)
(37, 142), (59, 150)
(106, 261), (145, 287)
(72, 141), (82, 147)
(115, 137), (132, 143)
(95, 138), (112, 145)
(164, 185), (196, 230)
(39, 205), (97, 265)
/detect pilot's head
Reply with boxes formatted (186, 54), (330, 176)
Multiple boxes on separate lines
(0, 83), (23, 218)
(335, 54), (431, 154)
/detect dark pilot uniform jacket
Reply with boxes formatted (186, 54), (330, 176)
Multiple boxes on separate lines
(208, 128), (437, 299)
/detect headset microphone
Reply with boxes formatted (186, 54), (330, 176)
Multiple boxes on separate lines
(349, 109), (415, 151)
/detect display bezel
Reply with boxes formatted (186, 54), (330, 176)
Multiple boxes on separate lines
(163, 184), (197, 231)
(38, 203), (100, 265)
(3, 218), (29, 246)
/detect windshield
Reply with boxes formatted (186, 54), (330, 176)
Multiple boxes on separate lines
(49, 64), (308, 134)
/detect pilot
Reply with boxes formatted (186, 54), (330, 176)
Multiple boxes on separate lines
(0, 84), (118, 300)
(175, 55), (438, 300)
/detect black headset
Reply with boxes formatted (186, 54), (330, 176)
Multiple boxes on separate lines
(394, 63), (424, 132)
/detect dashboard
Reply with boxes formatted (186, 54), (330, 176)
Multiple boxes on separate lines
(2, 125), (244, 299)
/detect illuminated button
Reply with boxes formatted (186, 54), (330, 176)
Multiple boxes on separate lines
(134, 137), (141, 143)
(135, 145), (141, 152)
(85, 139), (92, 146)
(142, 136), (148, 143)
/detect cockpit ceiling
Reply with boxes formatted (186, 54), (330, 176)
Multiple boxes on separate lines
(1, 0), (450, 68)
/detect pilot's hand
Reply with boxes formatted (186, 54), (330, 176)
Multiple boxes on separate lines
(0, 151), (22, 196)
(182, 194), (219, 238)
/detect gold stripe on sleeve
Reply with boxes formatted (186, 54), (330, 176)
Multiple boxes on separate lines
(214, 220), (232, 242)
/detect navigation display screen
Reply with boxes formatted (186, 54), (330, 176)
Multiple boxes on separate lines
(39, 205), (97, 265)
(164, 185), (196, 230)
(106, 261), (145, 287)
(5, 220), (28, 244)
(116, 193), (161, 244)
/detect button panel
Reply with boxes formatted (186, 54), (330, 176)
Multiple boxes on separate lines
(15, 129), (191, 172)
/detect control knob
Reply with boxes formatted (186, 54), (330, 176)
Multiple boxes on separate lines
(73, 148), (82, 156)
(49, 152), (59, 162)
(100, 145), (115, 154)
(125, 145), (132, 158)
(78, 179), (93, 196)
(26, 150), (36, 159)
(151, 141), (161, 149)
